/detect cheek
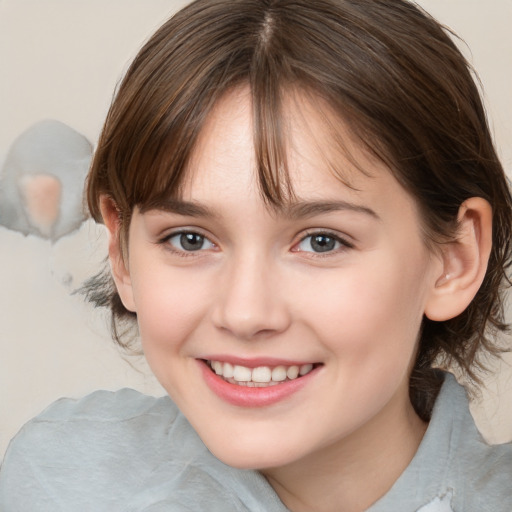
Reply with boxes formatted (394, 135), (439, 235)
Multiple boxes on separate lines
(130, 265), (214, 354)
(293, 250), (429, 361)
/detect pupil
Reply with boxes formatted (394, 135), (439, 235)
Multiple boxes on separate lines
(180, 233), (203, 251)
(311, 235), (335, 253)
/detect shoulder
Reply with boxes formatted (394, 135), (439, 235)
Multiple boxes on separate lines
(0, 388), (176, 468)
(426, 374), (512, 510)
(0, 389), (283, 511)
(0, 390), (190, 509)
(437, 375), (512, 483)
(1, 388), (183, 463)
(24, 387), (177, 422)
(371, 373), (512, 512)
(448, 382), (512, 509)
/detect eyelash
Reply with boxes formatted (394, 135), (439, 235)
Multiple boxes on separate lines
(158, 229), (354, 258)
(293, 230), (354, 257)
(158, 230), (216, 257)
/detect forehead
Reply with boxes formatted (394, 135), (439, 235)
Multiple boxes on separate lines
(179, 86), (413, 215)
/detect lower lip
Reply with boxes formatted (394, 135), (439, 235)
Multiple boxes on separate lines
(199, 360), (318, 408)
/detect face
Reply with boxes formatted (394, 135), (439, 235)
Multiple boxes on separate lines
(115, 87), (442, 471)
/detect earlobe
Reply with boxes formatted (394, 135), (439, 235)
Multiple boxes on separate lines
(99, 196), (136, 313)
(425, 197), (492, 322)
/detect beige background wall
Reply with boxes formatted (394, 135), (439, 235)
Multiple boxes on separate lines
(1, 0), (511, 458)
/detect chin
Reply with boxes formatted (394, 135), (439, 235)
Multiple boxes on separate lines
(200, 430), (298, 470)
(211, 447), (289, 471)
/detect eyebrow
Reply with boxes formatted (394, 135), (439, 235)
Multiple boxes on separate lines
(141, 199), (217, 218)
(283, 200), (380, 220)
(143, 198), (379, 220)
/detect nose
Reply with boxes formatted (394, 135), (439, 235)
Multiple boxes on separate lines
(212, 252), (292, 340)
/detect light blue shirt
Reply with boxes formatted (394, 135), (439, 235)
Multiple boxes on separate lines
(1, 374), (511, 511)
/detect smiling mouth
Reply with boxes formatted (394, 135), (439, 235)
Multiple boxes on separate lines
(206, 360), (319, 387)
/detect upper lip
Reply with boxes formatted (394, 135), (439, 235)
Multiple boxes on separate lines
(199, 355), (319, 368)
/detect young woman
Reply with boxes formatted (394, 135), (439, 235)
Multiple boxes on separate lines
(1, 1), (511, 510)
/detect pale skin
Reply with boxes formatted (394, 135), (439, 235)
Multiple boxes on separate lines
(102, 87), (492, 512)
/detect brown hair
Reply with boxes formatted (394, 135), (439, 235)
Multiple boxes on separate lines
(85, 0), (512, 420)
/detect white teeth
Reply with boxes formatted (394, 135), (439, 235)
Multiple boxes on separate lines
(299, 363), (313, 376)
(208, 360), (315, 385)
(252, 366), (272, 383)
(287, 365), (300, 379)
(271, 366), (287, 382)
(212, 361), (223, 375)
(223, 362), (234, 379)
(233, 365), (252, 382)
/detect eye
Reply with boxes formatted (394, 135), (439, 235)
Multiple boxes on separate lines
(294, 232), (351, 254)
(166, 231), (215, 252)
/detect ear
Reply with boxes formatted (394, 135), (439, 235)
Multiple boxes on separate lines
(99, 196), (136, 312)
(425, 197), (492, 321)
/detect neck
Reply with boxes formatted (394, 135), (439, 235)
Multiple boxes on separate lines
(261, 390), (427, 512)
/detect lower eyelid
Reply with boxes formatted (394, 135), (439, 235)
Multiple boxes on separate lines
(160, 231), (216, 252)
(294, 232), (353, 253)
(158, 228), (352, 256)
